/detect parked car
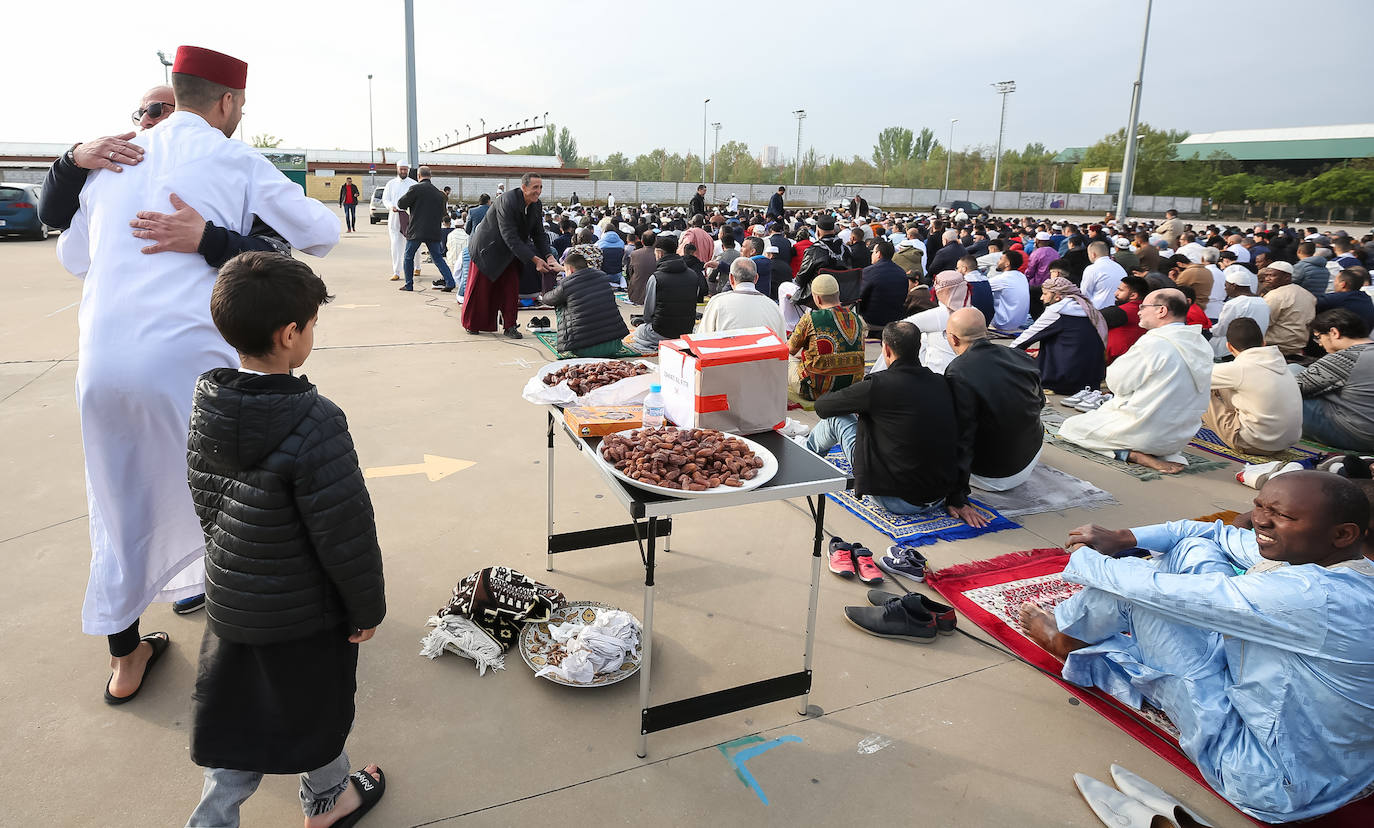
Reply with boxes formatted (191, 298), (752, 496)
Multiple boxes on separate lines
(0, 182), (52, 240)
(932, 200), (983, 216)
(370, 187), (387, 224)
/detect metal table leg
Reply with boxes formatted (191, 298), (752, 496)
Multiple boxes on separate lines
(799, 496), (824, 715)
(546, 410), (555, 572)
(637, 515), (658, 758)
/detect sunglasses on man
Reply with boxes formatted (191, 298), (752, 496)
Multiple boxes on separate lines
(132, 101), (175, 122)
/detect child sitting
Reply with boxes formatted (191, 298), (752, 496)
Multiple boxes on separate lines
(185, 251), (387, 828)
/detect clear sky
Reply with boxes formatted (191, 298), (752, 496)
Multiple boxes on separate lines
(9, 0), (1372, 163)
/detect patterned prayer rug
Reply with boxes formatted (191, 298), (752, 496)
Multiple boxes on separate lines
(533, 331), (643, 361)
(926, 520), (1374, 828)
(1042, 420), (1230, 481)
(1188, 427), (1321, 466)
(822, 449), (1018, 545)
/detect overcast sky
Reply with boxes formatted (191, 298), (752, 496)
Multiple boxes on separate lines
(9, 0), (1372, 164)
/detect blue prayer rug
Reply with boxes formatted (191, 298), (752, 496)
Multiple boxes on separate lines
(1189, 427), (1321, 466)
(822, 449), (1019, 545)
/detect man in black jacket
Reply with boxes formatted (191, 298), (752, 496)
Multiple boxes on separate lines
(782, 214), (851, 331)
(767, 186), (786, 219)
(624, 235), (705, 354)
(688, 184), (707, 219)
(926, 228), (967, 275)
(462, 173), (557, 338)
(338, 176), (360, 232)
(538, 251), (629, 357)
(396, 166), (456, 292)
(858, 239), (908, 334)
(807, 321), (958, 511)
(943, 308), (1044, 526)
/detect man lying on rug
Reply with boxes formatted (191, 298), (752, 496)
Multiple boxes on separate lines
(1056, 289), (1213, 474)
(943, 308), (1044, 528)
(1020, 471), (1374, 823)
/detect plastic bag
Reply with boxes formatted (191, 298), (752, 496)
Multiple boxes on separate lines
(521, 358), (657, 406)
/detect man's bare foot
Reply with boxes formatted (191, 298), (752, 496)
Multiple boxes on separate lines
(107, 640), (155, 699)
(1018, 603), (1087, 661)
(304, 765), (381, 828)
(1126, 451), (1185, 474)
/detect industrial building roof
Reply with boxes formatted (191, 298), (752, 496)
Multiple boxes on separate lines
(1172, 124), (1374, 161)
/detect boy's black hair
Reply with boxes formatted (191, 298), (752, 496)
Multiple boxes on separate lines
(211, 252), (333, 358)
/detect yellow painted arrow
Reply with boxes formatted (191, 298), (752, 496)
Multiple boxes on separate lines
(364, 454), (475, 482)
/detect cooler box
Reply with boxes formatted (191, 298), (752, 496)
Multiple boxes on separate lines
(658, 327), (788, 434)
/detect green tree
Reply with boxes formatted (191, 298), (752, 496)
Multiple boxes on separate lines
(1208, 173), (1258, 205)
(1247, 179), (1303, 218)
(873, 126), (916, 171)
(512, 125), (557, 156)
(1302, 167), (1374, 221)
(556, 127), (579, 167)
(251, 134), (282, 148)
(604, 152), (633, 179)
(913, 128), (936, 161)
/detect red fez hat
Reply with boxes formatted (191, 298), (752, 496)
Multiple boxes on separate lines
(173, 45), (248, 89)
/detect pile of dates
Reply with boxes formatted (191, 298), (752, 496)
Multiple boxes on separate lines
(543, 361), (649, 395)
(600, 427), (763, 491)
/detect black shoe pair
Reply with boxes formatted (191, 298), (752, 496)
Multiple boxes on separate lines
(504, 327), (524, 339)
(843, 591), (957, 642)
(436, 285), (455, 293)
(527, 316), (551, 331)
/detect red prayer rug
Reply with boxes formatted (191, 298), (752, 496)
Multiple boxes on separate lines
(926, 525), (1373, 827)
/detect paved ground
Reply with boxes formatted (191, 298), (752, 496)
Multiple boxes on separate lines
(0, 211), (1259, 827)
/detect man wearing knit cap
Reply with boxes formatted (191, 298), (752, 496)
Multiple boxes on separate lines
(1260, 261), (1317, 359)
(55, 45), (337, 714)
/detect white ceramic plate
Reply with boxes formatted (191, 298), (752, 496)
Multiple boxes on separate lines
(519, 602), (642, 688)
(592, 427), (778, 498)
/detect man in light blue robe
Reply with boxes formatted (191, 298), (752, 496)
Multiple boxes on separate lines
(1020, 471), (1374, 823)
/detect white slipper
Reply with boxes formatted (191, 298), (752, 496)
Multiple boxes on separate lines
(1073, 773), (1174, 828)
(1110, 765), (1213, 828)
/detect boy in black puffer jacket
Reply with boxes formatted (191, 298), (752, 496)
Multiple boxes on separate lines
(185, 252), (387, 828)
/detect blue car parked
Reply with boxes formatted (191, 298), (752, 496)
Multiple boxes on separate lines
(0, 182), (52, 240)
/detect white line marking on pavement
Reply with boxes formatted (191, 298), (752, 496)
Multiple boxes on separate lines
(45, 301), (79, 318)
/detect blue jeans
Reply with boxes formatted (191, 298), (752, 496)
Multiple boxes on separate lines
(186, 751), (349, 827)
(341, 203), (356, 230)
(456, 246), (471, 297)
(404, 239), (453, 288)
(805, 414), (941, 514)
(1302, 397), (1367, 450)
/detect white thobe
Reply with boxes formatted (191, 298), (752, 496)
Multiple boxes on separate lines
(1210, 295), (1270, 358)
(728, 196), (739, 213)
(382, 174), (417, 277)
(1080, 257), (1127, 309)
(1057, 323), (1213, 462)
(988, 269), (1030, 331)
(56, 111), (338, 635)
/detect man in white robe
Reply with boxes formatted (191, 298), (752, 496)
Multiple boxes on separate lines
(56, 45), (338, 699)
(1057, 289), (1213, 474)
(382, 162), (417, 281)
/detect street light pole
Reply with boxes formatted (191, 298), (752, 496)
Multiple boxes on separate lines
(156, 50), (173, 83)
(990, 80), (1016, 209)
(701, 98), (710, 184)
(711, 122), (722, 193)
(367, 74), (376, 194)
(1116, 0), (1154, 223)
(403, 0), (420, 173)
(943, 118), (958, 200)
(792, 110), (807, 186)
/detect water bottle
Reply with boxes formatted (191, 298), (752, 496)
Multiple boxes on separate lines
(642, 384), (666, 428)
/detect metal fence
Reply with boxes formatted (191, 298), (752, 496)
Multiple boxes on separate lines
(412, 176), (1203, 215)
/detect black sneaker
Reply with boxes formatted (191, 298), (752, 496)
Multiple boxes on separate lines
(173, 594), (206, 615)
(843, 599), (937, 643)
(866, 590), (956, 634)
(504, 327), (524, 339)
(431, 279), (447, 287)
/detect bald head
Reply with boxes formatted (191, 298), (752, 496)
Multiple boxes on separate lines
(947, 307), (989, 349)
(137, 85), (176, 130)
(1140, 288), (1187, 329)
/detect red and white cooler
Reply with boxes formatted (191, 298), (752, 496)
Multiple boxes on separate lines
(657, 327), (789, 434)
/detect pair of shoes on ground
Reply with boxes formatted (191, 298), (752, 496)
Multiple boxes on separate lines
(1074, 765), (1212, 828)
(877, 544), (928, 582)
(389, 274), (401, 281)
(1062, 387), (1097, 405)
(527, 316), (554, 332)
(431, 279), (456, 293)
(173, 593), (205, 615)
(776, 417), (810, 439)
(843, 590), (956, 643)
(1067, 390), (1113, 411)
(828, 537), (884, 585)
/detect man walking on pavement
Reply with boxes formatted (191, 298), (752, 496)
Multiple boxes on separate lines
(396, 166), (456, 292)
(382, 162), (418, 281)
(338, 176), (360, 232)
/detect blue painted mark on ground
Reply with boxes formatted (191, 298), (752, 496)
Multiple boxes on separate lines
(717, 735), (803, 805)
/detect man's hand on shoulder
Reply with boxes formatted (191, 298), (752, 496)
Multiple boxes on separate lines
(72, 132), (144, 173)
(130, 193), (207, 254)
(1066, 523), (1135, 554)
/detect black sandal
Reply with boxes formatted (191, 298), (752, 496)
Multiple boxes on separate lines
(103, 632), (170, 705)
(332, 767), (386, 828)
